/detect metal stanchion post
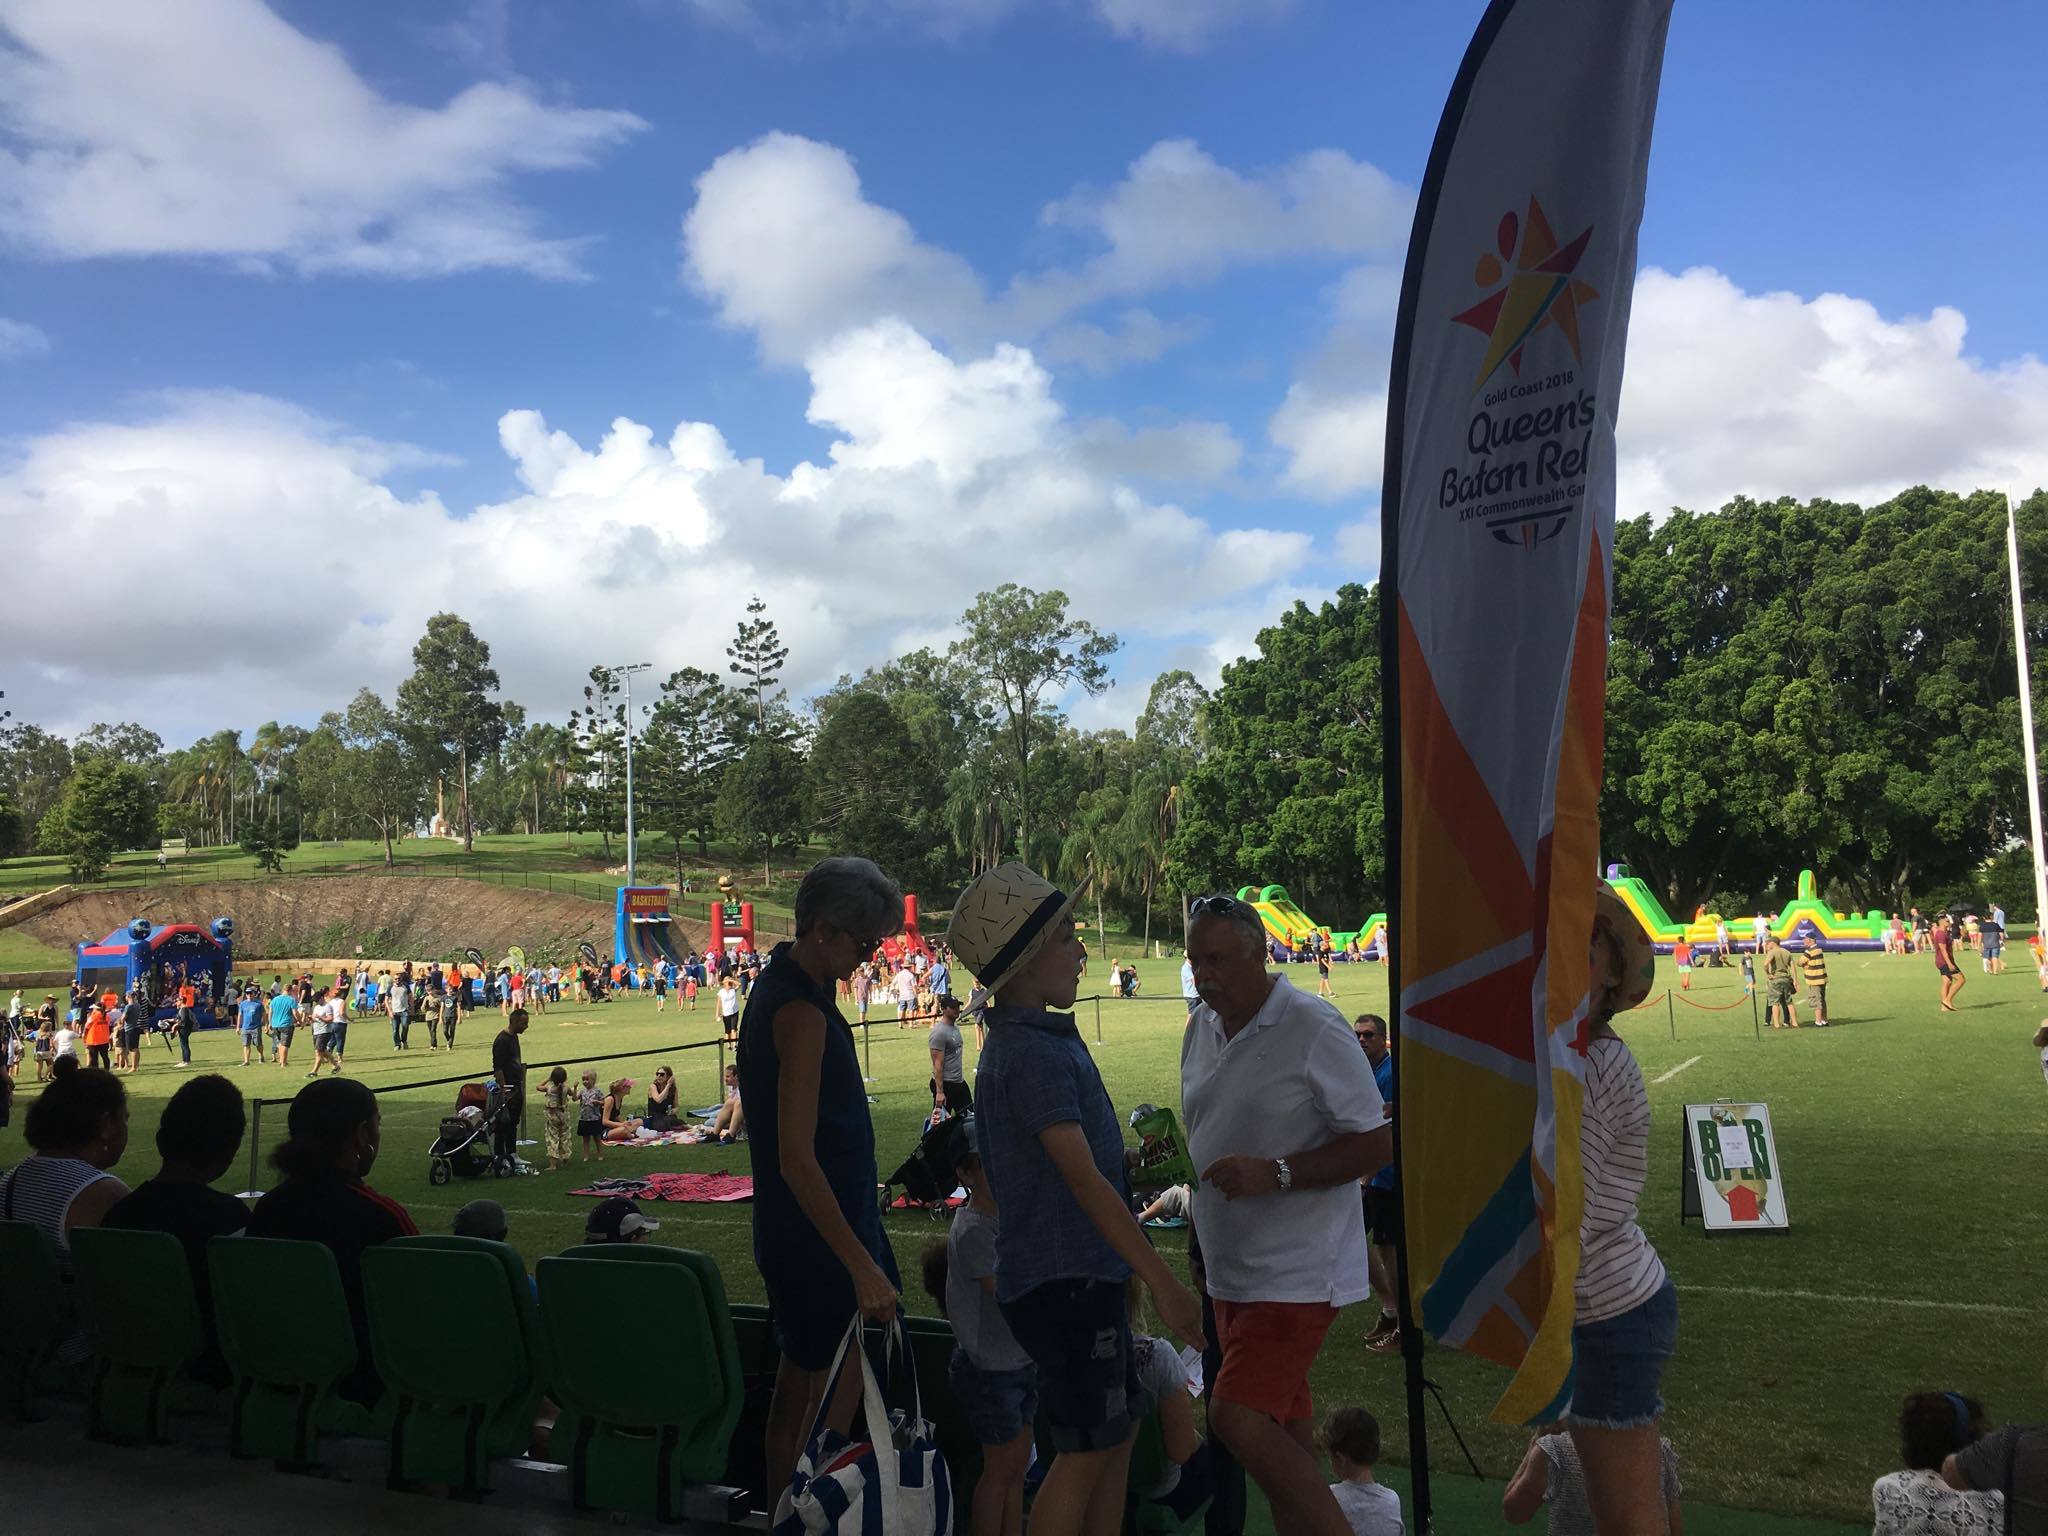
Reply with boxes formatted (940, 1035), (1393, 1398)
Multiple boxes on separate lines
(1750, 984), (1761, 1042)
(1667, 989), (1675, 1042)
(237, 1099), (264, 1199)
(863, 1023), (877, 1104)
(1095, 997), (1103, 1044)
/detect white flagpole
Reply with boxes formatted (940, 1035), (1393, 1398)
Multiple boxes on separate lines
(2004, 494), (2048, 930)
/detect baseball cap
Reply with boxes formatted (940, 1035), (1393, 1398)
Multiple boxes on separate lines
(452, 1199), (509, 1241)
(584, 1197), (660, 1243)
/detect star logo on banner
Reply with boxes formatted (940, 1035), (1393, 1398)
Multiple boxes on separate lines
(1450, 198), (1599, 395)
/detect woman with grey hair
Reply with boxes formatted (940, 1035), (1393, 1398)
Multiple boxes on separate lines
(735, 856), (907, 1502)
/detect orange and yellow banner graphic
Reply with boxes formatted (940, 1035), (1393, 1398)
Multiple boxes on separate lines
(1381, 0), (1672, 1424)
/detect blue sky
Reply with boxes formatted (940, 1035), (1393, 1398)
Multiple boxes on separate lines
(4, 0), (2045, 744)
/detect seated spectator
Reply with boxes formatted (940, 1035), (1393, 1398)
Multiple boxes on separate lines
(1502, 1423), (1679, 1533)
(601, 1077), (643, 1142)
(581, 1196), (658, 1246)
(703, 1063), (746, 1143)
(453, 1197), (510, 1243)
(1325, 1406), (1404, 1535)
(1131, 1287), (1213, 1525)
(1869, 1390), (2006, 1533)
(0, 1059), (131, 1262)
(645, 1065), (681, 1131)
(1944, 1415), (2047, 1533)
(245, 1077), (417, 1404)
(1137, 1182), (1193, 1226)
(103, 1073), (249, 1386)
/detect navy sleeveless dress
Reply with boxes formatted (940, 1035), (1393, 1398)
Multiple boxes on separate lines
(736, 942), (900, 1368)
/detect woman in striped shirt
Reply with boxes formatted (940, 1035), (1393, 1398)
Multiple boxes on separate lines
(1571, 887), (1680, 1534)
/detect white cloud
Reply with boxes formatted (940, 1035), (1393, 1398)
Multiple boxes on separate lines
(1, 325), (1313, 739)
(682, 132), (1410, 367)
(682, 0), (1023, 41)
(1092, 0), (1293, 52)
(0, 315), (48, 357)
(682, 133), (989, 364)
(1269, 383), (1386, 500)
(1014, 140), (1411, 325)
(0, 0), (644, 277)
(1041, 308), (1204, 373)
(1073, 417), (1244, 484)
(1616, 267), (2048, 515)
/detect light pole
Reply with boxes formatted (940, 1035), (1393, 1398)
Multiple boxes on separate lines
(612, 663), (653, 887)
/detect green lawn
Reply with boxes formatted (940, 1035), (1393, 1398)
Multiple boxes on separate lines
(0, 929), (71, 971)
(7, 949), (2041, 1530)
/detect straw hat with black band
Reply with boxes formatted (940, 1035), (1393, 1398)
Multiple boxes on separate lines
(945, 863), (1092, 996)
(1592, 882), (1657, 1021)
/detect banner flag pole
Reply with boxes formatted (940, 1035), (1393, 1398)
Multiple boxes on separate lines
(1379, 2), (1673, 1507)
(2005, 494), (2048, 933)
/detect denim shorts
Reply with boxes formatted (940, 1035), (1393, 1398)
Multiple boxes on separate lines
(1566, 1277), (1678, 1429)
(999, 1278), (1139, 1452)
(947, 1346), (1038, 1445)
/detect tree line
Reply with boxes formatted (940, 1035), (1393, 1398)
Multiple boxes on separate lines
(5, 487), (2046, 927)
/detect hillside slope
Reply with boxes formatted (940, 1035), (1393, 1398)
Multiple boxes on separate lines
(16, 877), (710, 963)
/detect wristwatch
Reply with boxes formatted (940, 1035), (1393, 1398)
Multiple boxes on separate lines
(1274, 1157), (1293, 1192)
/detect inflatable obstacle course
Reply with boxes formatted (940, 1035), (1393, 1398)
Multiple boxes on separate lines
(1604, 864), (1887, 953)
(1234, 883), (1385, 957)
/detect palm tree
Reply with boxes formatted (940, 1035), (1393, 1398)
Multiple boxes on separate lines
(1059, 788), (1125, 957)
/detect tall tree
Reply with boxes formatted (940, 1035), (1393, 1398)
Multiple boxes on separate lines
(726, 595), (791, 739)
(343, 689), (422, 866)
(395, 613), (504, 853)
(73, 721), (164, 766)
(715, 736), (806, 884)
(0, 722), (74, 845)
(38, 755), (158, 882)
(642, 666), (730, 864)
(950, 585), (1119, 862)
(805, 691), (950, 890)
(569, 666), (628, 857)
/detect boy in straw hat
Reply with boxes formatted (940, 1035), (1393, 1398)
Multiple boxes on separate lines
(950, 862), (1206, 1536)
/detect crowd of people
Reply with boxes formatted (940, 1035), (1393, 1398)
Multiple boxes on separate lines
(6, 854), (2045, 1535)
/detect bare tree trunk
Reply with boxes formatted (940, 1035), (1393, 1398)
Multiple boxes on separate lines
(1142, 877), (1153, 955)
(460, 743), (473, 852)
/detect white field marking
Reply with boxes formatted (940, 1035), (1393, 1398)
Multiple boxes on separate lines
(1678, 1283), (2028, 1319)
(1651, 1055), (1702, 1084)
(410, 1201), (755, 1225)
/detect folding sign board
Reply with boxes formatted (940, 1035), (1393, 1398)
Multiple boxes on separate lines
(1679, 1102), (1789, 1232)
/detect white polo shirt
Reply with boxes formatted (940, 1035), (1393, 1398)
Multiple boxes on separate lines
(1181, 973), (1387, 1305)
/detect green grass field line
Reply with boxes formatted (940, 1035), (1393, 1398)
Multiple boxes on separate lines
(5, 949), (2041, 1527)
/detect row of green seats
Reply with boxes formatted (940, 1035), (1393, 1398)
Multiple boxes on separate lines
(0, 1219), (744, 1520)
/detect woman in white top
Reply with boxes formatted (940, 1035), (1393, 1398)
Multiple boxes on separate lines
(1871, 1392), (2004, 1535)
(1570, 886), (1679, 1534)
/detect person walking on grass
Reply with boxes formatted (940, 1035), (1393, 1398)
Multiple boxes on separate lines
(1934, 914), (1967, 1013)
(1761, 935), (1800, 1029)
(1672, 936), (1693, 991)
(1179, 893), (1390, 1536)
(491, 1007), (529, 1169)
(388, 972), (412, 1052)
(951, 863), (1205, 1536)
(268, 984), (297, 1069)
(718, 974), (741, 1045)
(1800, 936), (1832, 1027)
(1354, 1014), (1403, 1355)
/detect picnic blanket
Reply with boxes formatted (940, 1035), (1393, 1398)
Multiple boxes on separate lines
(569, 1171), (754, 1203)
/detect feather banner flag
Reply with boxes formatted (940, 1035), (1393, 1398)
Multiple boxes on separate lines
(1381, 0), (1672, 1425)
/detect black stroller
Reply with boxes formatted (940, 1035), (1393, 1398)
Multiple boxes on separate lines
(428, 1080), (520, 1184)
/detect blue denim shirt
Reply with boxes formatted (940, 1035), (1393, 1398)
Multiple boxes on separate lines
(972, 1002), (1132, 1303)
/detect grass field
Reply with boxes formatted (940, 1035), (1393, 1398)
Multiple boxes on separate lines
(6, 948), (2043, 1531)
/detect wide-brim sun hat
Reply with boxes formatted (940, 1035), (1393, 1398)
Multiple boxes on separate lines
(1593, 883), (1657, 1015)
(946, 863), (1092, 996)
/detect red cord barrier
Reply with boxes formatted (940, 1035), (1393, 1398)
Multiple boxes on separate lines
(1671, 988), (1753, 1012)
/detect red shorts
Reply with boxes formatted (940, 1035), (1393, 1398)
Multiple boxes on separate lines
(1210, 1298), (1338, 1424)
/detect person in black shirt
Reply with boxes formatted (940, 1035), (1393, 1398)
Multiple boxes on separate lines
(245, 1077), (417, 1404)
(104, 1073), (249, 1384)
(491, 1008), (530, 1168)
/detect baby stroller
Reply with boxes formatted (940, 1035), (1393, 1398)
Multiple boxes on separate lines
(428, 1081), (518, 1184)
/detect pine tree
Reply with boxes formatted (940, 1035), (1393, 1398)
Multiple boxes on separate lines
(726, 596), (790, 738)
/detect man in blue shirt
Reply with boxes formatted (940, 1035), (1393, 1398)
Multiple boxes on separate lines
(267, 988), (299, 1069)
(927, 953), (950, 999)
(1355, 1013), (1402, 1352)
(237, 989), (264, 1067)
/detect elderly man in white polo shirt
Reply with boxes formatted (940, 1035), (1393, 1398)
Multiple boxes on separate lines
(1181, 893), (1391, 1536)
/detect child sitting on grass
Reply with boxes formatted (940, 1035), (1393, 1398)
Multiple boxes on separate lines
(1323, 1407), (1403, 1535)
(542, 1065), (571, 1172)
(919, 1116), (1036, 1536)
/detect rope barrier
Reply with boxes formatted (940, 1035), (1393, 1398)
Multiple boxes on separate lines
(1671, 989), (1753, 1013)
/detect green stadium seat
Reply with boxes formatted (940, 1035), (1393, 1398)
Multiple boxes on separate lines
(208, 1235), (388, 1465)
(70, 1227), (208, 1444)
(362, 1237), (545, 1492)
(537, 1246), (741, 1519)
(0, 1219), (70, 1420)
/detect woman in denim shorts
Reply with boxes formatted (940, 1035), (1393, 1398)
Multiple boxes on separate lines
(1572, 886), (1680, 1532)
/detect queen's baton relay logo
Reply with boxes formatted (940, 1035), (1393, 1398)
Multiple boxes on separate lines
(1437, 197), (1601, 550)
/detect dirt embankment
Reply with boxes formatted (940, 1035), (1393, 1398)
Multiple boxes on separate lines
(17, 877), (710, 964)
